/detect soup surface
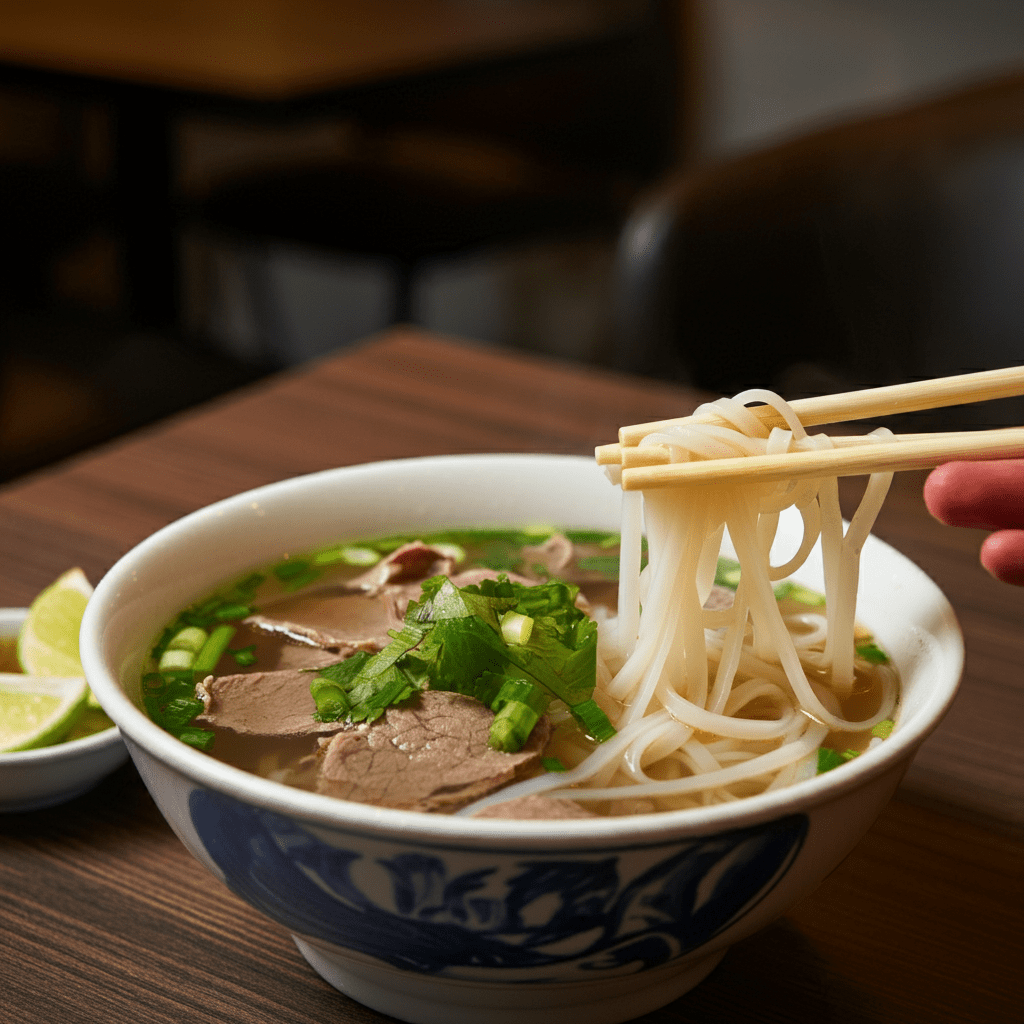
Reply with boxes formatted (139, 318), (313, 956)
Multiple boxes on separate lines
(142, 528), (896, 817)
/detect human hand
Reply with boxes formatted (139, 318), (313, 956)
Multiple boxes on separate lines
(924, 459), (1024, 586)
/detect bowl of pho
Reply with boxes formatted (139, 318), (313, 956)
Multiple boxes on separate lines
(80, 447), (963, 1024)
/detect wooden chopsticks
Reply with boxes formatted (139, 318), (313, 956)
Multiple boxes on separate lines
(619, 427), (1024, 490)
(598, 366), (1024, 491)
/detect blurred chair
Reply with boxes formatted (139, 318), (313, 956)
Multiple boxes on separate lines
(612, 71), (1024, 424)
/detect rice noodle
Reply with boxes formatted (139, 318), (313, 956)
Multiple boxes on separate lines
(459, 392), (899, 817)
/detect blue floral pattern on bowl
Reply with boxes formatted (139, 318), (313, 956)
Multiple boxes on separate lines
(191, 789), (806, 980)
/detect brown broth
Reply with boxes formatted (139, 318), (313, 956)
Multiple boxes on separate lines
(150, 530), (897, 805)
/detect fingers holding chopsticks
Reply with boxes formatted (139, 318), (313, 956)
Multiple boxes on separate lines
(925, 459), (1024, 586)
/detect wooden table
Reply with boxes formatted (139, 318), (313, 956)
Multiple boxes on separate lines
(1, 330), (1021, 1024)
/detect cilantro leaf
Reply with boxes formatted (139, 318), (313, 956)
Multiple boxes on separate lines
(310, 625), (429, 723)
(313, 574), (614, 752)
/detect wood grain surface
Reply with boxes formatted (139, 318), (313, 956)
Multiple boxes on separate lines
(1, 329), (1021, 1024)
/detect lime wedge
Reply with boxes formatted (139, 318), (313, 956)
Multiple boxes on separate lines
(0, 673), (89, 752)
(17, 568), (102, 707)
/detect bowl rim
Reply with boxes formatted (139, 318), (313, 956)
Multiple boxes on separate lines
(80, 453), (964, 846)
(0, 607), (122, 766)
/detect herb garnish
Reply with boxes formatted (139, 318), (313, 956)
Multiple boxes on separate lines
(310, 574), (614, 752)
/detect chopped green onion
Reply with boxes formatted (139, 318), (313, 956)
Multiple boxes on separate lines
(230, 646), (257, 667)
(489, 678), (548, 751)
(714, 557), (742, 590)
(564, 529), (618, 545)
(314, 545), (380, 567)
(177, 727), (216, 752)
(225, 573), (266, 602)
(158, 648), (196, 672)
(282, 568), (322, 591)
(212, 603), (252, 621)
(500, 611), (534, 646)
(192, 625), (236, 676)
(871, 718), (895, 739)
(772, 581), (826, 605)
(816, 747), (860, 774)
(489, 701), (541, 752)
(855, 642), (890, 665)
(273, 559), (312, 581)
(166, 626), (208, 654)
(310, 676), (352, 721)
(491, 677), (549, 716)
(571, 698), (616, 742)
(541, 757), (567, 772)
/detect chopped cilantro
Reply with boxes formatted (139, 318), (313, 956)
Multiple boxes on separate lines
(311, 628), (429, 724)
(310, 574), (613, 752)
(142, 670), (209, 747)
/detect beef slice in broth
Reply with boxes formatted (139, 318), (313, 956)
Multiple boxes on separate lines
(346, 541), (457, 596)
(195, 669), (346, 739)
(317, 690), (551, 813)
(471, 794), (596, 820)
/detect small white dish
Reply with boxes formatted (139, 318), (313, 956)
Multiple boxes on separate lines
(0, 607), (127, 812)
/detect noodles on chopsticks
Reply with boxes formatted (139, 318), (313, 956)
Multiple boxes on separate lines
(461, 389), (901, 816)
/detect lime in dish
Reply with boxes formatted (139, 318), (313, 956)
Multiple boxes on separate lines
(0, 569), (115, 753)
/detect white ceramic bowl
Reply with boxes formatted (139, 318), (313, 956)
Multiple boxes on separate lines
(79, 454), (963, 1024)
(0, 608), (127, 812)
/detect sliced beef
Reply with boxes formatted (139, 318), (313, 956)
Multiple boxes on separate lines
(316, 690), (550, 812)
(241, 588), (401, 671)
(243, 612), (386, 653)
(446, 567), (536, 589)
(471, 794), (597, 820)
(346, 541), (457, 596)
(520, 533), (574, 577)
(195, 669), (346, 738)
(703, 584), (735, 611)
